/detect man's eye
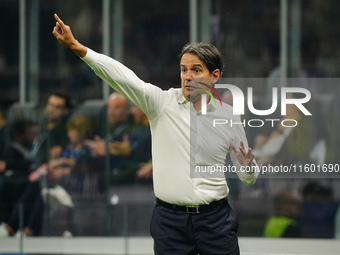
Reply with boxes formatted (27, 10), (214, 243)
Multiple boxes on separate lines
(195, 69), (201, 73)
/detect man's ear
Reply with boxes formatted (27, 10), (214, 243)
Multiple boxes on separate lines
(211, 69), (221, 84)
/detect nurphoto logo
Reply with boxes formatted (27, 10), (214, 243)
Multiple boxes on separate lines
(201, 84), (312, 128)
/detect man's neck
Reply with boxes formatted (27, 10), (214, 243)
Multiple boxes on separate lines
(192, 101), (202, 112)
(192, 96), (210, 112)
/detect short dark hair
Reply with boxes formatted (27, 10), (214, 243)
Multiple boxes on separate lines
(50, 90), (72, 109)
(179, 43), (224, 76)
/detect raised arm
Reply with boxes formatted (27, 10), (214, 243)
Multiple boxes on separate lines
(52, 14), (87, 58)
(51, 13), (168, 120)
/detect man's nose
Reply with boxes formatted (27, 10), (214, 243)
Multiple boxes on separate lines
(182, 71), (192, 80)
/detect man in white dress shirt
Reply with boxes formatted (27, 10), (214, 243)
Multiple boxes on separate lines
(53, 14), (259, 255)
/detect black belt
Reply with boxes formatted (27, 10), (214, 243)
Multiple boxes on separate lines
(155, 197), (227, 214)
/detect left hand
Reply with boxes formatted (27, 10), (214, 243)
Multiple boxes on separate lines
(230, 141), (254, 168)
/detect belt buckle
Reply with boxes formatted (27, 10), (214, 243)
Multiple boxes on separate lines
(186, 205), (200, 214)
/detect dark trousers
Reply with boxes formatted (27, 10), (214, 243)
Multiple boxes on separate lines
(7, 181), (44, 235)
(150, 199), (240, 255)
(0, 175), (28, 223)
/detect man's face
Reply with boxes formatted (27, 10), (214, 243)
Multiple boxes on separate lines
(46, 95), (67, 122)
(180, 53), (220, 103)
(107, 96), (130, 125)
(23, 125), (40, 148)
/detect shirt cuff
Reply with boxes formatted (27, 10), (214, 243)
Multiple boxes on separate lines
(81, 48), (99, 67)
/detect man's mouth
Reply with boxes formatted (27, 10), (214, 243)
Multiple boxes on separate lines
(185, 83), (198, 89)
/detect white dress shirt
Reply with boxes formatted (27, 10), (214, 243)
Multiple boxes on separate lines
(82, 48), (259, 205)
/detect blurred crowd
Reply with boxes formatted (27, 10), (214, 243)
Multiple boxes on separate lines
(0, 0), (340, 239)
(0, 90), (152, 236)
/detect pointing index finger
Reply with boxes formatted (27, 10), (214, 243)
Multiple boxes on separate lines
(54, 13), (65, 27)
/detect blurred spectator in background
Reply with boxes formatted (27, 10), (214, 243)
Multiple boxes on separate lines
(49, 114), (95, 181)
(108, 104), (152, 183)
(85, 92), (137, 182)
(264, 189), (301, 238)
(302, 182), (332, 201)
(86, 92), (133, 156)
(32, 91), (72, 168)
(58, 114), (100, 197)
(252, 94), (325, 198)
(30, 114), (97, 192)
(102, 92), (133, 139)
(300, 181), (338, 238)
(4, 180), (43, 236)
(9, 114), (99, 237)
(0, 120), (40, 235)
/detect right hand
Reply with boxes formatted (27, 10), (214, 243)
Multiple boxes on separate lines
(52, 14), (87, 58)
(52, 14), (76, 48)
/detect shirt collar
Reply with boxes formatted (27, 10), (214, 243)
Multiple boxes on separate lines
(175, 88), (188, 104)
(174, 88), (217, 112)
(201, 97), (217, 111)
(195, 100), (215, 115)
(206, 100), (216, 112)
